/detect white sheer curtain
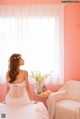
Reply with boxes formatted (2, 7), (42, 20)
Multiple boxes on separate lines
(0, 4), (64, 84)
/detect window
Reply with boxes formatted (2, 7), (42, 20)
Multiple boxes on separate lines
(0, 4), (64, 84)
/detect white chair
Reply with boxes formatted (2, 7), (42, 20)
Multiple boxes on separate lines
(47, 80), (80, 119)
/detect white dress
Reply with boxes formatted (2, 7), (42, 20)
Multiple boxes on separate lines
(0, 80), (49, 119)
(5, 81), (31, 106)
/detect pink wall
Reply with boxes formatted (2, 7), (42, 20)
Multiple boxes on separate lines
(0, 0), (61, 4)
(64, 3), (80, 81)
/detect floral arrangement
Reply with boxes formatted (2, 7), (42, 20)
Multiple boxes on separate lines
(29, 71), (51, 83)
(29, 71), (52, 94)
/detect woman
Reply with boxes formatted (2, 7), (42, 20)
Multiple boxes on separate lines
(5, 53), (32, 105)
(0, 53), (49, 119)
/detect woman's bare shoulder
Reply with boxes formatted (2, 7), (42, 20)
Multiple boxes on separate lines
(21, 70), (28, 76)
(23, 70), (28, 75)
(22, 70), (28, 73)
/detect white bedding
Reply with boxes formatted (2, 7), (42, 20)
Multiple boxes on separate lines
(0, 102), (49, 119)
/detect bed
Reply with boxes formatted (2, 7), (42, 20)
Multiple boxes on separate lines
(0, 102), (49, 119)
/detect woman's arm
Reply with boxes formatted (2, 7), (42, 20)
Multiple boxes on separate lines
(24, 71), (32, 100)
(6, 72), (10, 95)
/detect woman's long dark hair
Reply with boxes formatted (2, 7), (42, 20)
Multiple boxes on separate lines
(8, 53), (21, 83)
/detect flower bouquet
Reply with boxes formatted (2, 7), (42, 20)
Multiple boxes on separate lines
(29, 71), (51, 94)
